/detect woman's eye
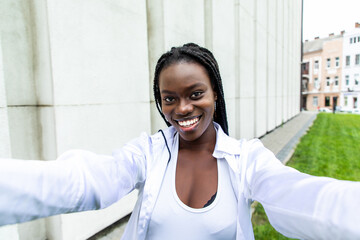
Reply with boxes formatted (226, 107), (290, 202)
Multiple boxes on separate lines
(163, 96), (175, 103)
(191, 91), (203, 98)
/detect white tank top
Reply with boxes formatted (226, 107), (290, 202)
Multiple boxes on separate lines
(146, 134), (237, 240)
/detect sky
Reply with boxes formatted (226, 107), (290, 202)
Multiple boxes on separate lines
(303, 0), (360, 41)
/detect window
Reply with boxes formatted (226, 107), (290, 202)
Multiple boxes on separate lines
(325, 97), (330, 106)
(355, 37), (357, 43)
(345, 97), (348, 106)
(314, 60), (319, 69)
(346, 56), (350, 66)
(326, 58), (331, 68)
(326, 77), (330, 86)
(355, 74), (359, 85)
(350, 38), (353, 44)
(335, 57), (340, 67)
(314, 78), (320, 89)
(313, 96), (318, 106)
(358, 36), (360, 42)
(346, 75), (350, 85)
(356, 54), (360, 65)
(335, 76), (339, 86)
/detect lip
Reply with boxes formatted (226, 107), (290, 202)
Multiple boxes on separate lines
(174, 115), (202, 132)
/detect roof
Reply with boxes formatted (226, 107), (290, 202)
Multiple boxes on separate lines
(303, 35), (342, 54)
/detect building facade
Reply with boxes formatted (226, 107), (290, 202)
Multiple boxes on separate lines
(341, 25), (360, 112)
(302, 23), (360, 112)
(302, 35), (343, 111)
(0, 0), (303, 239)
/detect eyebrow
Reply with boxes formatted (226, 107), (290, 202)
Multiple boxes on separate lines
(160, 82), (207, 94)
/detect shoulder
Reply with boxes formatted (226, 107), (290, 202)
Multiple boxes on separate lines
(149, 126), (177, 146)
(240, 138), (269, 155)
(114, 126), (176, 158)
(238, 138), (280, 166)
(213, 122), (267, 157)
(214, 130), (264, 158)
(221, 136), (281, 173)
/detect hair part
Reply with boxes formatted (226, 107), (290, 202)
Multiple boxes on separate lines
(153, 43), (229, 135)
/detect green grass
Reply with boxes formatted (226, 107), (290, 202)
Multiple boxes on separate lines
(252, 113), (360, 239)
(287, 113), (360, 180)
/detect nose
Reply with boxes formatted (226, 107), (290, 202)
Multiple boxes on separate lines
(175, 99), (193, 116)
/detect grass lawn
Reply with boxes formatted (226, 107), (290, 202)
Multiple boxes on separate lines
(252, 113), (360, 239)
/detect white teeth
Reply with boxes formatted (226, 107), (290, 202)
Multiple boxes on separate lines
(178, 117), (199, 127)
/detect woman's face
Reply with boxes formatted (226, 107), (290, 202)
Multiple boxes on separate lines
(159, 62), (217, 142)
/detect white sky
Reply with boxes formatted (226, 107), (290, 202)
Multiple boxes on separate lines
(303, 0), (360, 41)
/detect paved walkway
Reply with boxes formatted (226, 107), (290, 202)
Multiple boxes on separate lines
(260, 111), (318, 164)
(91, 111), (319, 239)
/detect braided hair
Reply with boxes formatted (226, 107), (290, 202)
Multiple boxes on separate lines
(153, 43), (229, 135)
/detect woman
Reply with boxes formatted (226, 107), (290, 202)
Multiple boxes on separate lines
(1, 43), (360, 240)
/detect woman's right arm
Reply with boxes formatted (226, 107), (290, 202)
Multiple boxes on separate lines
(0, 132), (149, 226)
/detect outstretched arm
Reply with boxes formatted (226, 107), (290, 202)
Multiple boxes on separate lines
(0, 133), (149, 226)
(245, 139), (360, 239)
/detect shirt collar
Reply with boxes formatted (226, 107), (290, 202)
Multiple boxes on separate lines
(158, 122), (241, 158)
(212, 122), (242, 158)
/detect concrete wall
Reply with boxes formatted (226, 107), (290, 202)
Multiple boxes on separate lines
(0, 0), (302, 239)
(0, 0), (148, 239)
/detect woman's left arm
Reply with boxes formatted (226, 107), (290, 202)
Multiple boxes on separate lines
(245, 139), (360, 240)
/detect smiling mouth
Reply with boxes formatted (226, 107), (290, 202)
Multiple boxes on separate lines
(175, 115), (202, 128)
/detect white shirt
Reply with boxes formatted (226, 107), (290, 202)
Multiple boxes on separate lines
(146, 133), (237, 239)
(0, 123), (360, 240)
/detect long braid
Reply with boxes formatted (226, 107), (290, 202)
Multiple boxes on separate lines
(153, 52), (175, 127)
(153, 43), (229, 135)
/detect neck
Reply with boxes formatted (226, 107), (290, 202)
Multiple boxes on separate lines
(179, 123), (217, 153)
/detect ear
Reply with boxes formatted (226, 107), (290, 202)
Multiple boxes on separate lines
(213, 91), (217, 101)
